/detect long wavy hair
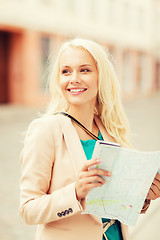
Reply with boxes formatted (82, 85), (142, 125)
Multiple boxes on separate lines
(45, 38), (132, 148)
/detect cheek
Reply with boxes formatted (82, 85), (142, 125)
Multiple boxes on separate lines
(59, 77), (67, 92)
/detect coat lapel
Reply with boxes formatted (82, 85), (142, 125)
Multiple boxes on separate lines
(60, 116), (87, 178)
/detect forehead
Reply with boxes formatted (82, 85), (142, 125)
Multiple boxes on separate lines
(59, 47), (96, 67)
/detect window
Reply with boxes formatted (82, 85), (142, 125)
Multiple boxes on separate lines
(138, 53), (148, 92)
(123, 1), (131, 29)
(67, 0), (75, 13)
(106, 0), (116, 23)
(137, 7), (145, 31)
(39, 0), (51, 3)
(123, 51), (134, 93)
(90, 0), (98, 19)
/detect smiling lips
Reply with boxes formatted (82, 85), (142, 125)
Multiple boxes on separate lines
(67, 88), (87, 94)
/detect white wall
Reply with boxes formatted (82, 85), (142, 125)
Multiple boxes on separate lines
(0, 0), (159, 54)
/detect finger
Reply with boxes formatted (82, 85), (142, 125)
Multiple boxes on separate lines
(75, 176), (105, 199)
(81, 159), (101, 171)
(147, 188), (157, 200)
(87, 175), (106, 184)
(146, 193), (150, 199)
(86, 168), (112, 177)
(152, 180), (160, 191)
(154, 173), (160, 182)
(152, 178), (160, 192)
(151, 183), (160, 195)
(87, 182), (105, 191)
(148, 183), (160, 200)
(78, 175), (106, 185)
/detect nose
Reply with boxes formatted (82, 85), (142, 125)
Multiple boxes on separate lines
(70, 70), (81, 84)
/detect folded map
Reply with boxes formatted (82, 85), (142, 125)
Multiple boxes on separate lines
(83, 141), (160, 225)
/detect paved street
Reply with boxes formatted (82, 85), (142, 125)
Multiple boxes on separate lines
(0, 92), (160, 240)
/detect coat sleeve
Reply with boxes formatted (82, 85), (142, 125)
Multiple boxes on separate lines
(19, 118), (83, 225)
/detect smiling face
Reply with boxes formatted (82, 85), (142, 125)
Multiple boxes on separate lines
(59, 47), (98, 110)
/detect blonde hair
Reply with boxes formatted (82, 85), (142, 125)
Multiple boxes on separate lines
(45, 38), (132, 148)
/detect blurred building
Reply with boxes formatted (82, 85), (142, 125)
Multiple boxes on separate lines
(0, 0), (160, 105)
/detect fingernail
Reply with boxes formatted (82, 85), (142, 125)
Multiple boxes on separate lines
(96, 159), (101, 163)
(107, 172), (112, 176)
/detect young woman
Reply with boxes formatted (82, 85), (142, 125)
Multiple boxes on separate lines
(20, 38), (160, 240)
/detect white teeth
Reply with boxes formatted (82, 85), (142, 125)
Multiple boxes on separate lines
(69, 89), (86, 93)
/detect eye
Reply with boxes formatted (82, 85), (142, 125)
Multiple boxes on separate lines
(81, 68), (90, 73)
(61, 69), (70, 75)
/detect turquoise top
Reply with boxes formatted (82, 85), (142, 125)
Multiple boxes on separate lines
(80, 132), (123, 240)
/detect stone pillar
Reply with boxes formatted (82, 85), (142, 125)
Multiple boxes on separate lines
(20, 30), (41, 105)
(8, 32), (24, 103)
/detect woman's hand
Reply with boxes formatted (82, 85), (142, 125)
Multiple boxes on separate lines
(75, 159), (112, 201)
(147, 173), (160, 200)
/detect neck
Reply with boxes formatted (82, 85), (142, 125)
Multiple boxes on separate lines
(67, 105), (95, 132)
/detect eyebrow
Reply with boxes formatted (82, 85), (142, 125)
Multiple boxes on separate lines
(60, 64), (93, 68)
(80, 64), (93, 67)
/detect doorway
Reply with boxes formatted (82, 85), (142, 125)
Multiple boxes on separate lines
(0, 31), (10, 103)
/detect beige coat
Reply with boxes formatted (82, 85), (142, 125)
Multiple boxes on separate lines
(20, 114), (147, 240)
